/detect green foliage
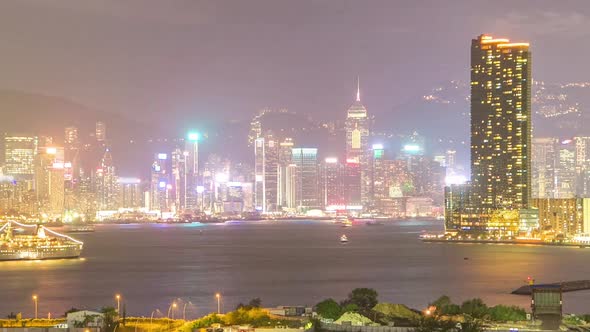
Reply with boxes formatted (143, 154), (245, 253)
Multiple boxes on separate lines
(236, 298), (263, 310)
(100, 306), (119, 332)
(315, 298), (342, 320)
(460, 298), (488, 319)
(192, 314), (224, 328)
(342, 303), (359, 313)
(563, 314), (587, 326)
(411, 316), (456, 332)
(457, 318), (485, 332)
(488, 305), (526, 322)
(346, 288), (379, 311)
(430, 296), (461, 316)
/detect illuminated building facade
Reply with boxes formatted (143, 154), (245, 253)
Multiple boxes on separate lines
(291, 148), (319, 209)
(95, 121), (106, 142)
(531, 198), (590, 236)
(149, 153), (169, 212)
(185, 132), (200, 211)
(277, 138), (294, 209)
(470, 34), (532, 211)
(532, 137), (558, 199)
(323, 158), (344, 208)
(96, 148), (117, 210)
(117, 177), (142, 209)
(254, 135), (279, 212)
(4, 135), (38, 179)
(345, 80), (370, 207)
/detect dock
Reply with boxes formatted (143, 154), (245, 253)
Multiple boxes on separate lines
(512, 280), (590, 295)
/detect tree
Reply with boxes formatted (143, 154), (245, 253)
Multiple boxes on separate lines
(315, 299), (342, 320)
(248, 298), (262, 308)
(430, 296), (460, 316)
(488, 305), (526, 322)
(346, 288), (379, 311)
(342, 303), (359, 313)
(458, 318), (485, 332)
(6, 312), (16, 319)
(460, 299), (488, 319)
(411, 316), (456, 332)
(100, 306), (119, 332)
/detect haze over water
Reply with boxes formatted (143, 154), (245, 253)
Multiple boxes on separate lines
(3, 220), (590, 318)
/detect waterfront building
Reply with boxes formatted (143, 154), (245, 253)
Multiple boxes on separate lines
(291, 148), (319, 210)
(284, 164), (298, 210)
(343, 159), (361, 209)
(345, 79), (370, 208)
(4, 135), (38, 179)
(117, 177), (143, 209)
(149, 153), (169, 212)
(323, 157), (345, 209)
(370, 144), (386, 210)
(445, 34), (532, 234)
(277, 138), (294, 209)
(470, 34), (532, 211)
(254, 135), (280, 212)
(185, 132), (200, 211)
(171, 148), (187, 212)
(531, 198), (590, 236)
(96, 148), (118, 210)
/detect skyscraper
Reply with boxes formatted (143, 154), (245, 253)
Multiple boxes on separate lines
(323, 157), (344, 208)
(4, 135), (38, 179)
(470, 34), (532, 210)
(64, 127), (79, 145)
(345, 79), (370, 207)
(96, 148), (118, 210)
(254, 134), (280, 212)
(532, 137), (557, 199)
(96, 121), (106, 142)
(185, 132), (200, 211)
(291, 148), (319, 209)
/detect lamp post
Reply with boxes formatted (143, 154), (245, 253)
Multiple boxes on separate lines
(167, 302), (177, 319)
(183, 303), (188, 320)
(150, 310), (157, 332)
(115, 294), (121, 313)
(215, 293), (221, 314)
(32, 295), (38, 319)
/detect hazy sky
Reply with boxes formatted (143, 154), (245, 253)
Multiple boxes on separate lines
(1, 0), (589, 123)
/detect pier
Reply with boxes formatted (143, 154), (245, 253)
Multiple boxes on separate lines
(512, 280), (590, 295)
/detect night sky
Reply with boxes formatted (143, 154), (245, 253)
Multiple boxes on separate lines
(0, 1), (589, 124)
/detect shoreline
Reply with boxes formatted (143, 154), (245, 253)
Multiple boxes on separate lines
(421, 238), (590, 248)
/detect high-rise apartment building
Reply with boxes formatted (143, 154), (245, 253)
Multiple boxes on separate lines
(185, 132), (200, 211)
(470, 34), (532, 210)
(65, 127), (79, 145)
(345, 79), (370, 207)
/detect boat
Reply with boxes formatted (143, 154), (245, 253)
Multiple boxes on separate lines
(62, 223), (95, 233)
(342, 220), (353, 228)
(0, 221), (83, 261)
(340, 234), (349, 243)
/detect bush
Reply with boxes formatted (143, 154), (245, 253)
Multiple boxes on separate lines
(488, 305), (526, 322)
(460, 299), (488, 319)
(430, 296), (461, 316)
(315, 299), (342, 320)
(192, 314), (224, 329)
(345, 288), (379, 311)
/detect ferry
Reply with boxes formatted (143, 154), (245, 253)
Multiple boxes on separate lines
(340, 234), (349, 243)
(0, 221), (83, 261)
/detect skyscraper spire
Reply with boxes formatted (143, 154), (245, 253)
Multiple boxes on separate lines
(356, 76), (360, 102)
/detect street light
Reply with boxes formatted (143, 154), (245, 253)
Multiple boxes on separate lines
(183, 303), (188, 320)
(115, 294), (121, 313)
(167, 302), (177, 319)
(215, 293), (221, 314)
(32, 295), (38, 319)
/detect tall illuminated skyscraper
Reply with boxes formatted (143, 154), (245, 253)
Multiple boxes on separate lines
(470, 34), (532, 210)
(254, 135), (279, 212)
(345, 79), (370, 207)
(291, 148), (319, 209)
(96, 148), (118, 210)
(4, 135), (38, 190)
